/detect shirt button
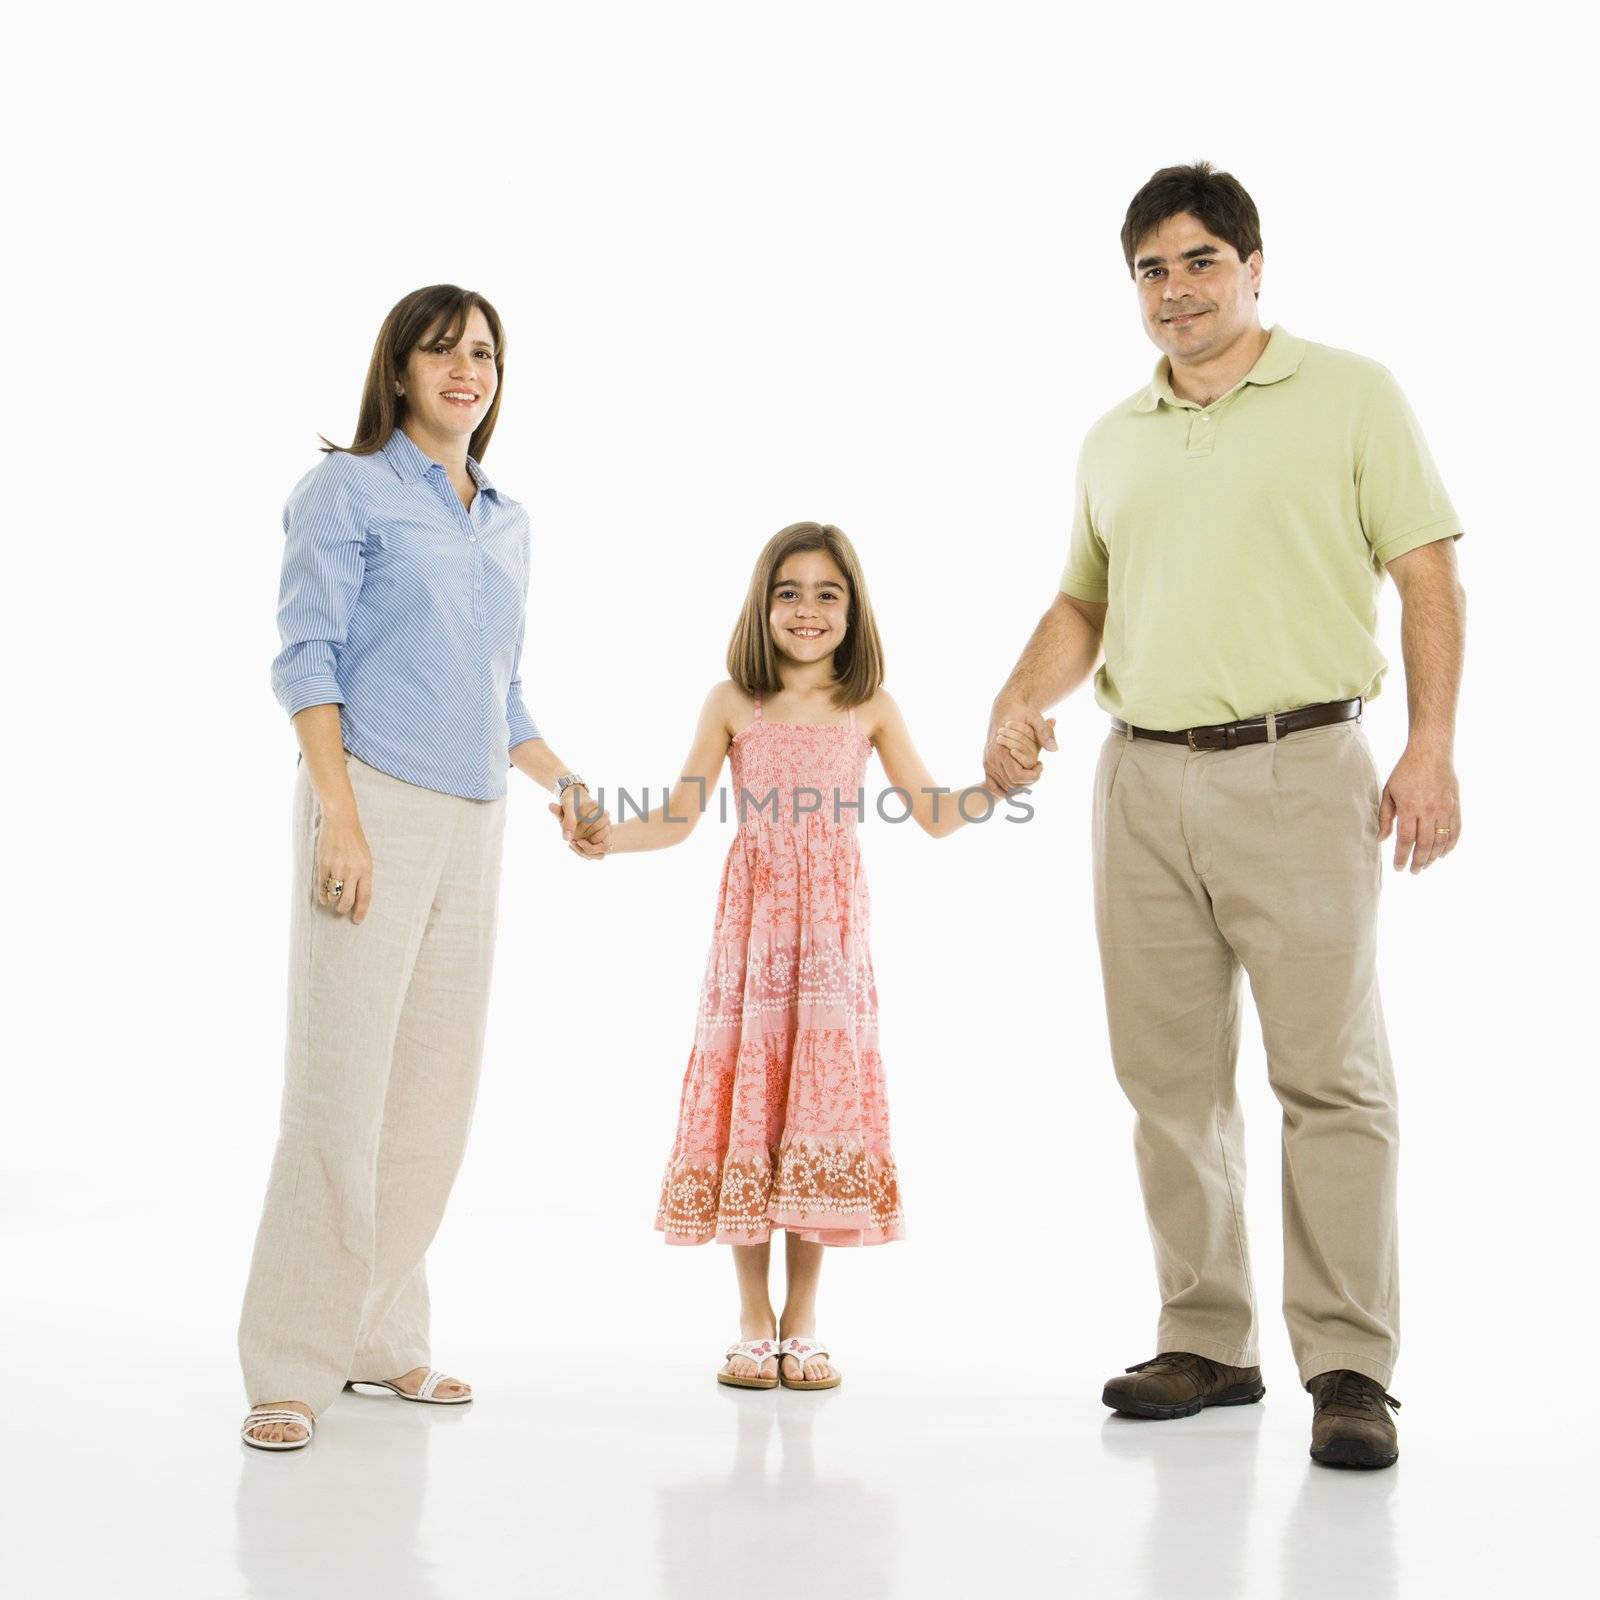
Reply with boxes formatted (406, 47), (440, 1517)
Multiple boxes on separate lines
(469, 535), (478, 543)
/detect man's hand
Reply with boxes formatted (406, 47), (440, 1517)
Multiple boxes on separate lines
(996, 717), (1054, 770)
(983, 706), (1058, 797)
(548, 785), (611, 860)
(1379, 745), (1460, 873)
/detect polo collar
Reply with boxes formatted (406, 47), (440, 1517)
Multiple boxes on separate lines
(1135, 324), (1306, 413)
(381, 427), (500, 497)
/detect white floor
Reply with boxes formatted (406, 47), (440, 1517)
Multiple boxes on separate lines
(6, 1207), (1587, 1600)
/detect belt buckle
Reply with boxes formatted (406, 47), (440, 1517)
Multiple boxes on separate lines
(1186, 724), (1231, 751)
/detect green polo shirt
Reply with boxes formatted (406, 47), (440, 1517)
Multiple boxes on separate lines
(1059, 325), (1462, 731)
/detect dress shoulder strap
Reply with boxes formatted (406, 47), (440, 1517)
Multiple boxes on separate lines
(846, 703), (857, 731)
(752, 694), (762, 721)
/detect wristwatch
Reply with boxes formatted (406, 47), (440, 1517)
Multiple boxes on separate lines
(555, 772), (588, 799)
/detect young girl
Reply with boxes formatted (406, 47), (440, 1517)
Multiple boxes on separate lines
(604, 521), (1016, 1392)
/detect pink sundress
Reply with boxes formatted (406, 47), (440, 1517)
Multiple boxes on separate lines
(655, 695), (905, 1247)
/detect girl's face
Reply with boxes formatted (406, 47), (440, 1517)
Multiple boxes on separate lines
(769, 550), (850, 667)
(399, 304), (499, 447)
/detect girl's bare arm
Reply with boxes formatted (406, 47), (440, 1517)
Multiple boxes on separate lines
(608, 682), (738, 853)
(866, 689), (991, 840)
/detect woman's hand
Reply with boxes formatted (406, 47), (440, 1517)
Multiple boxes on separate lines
(317, 812), (374, 922)
(549, 791), (611, 860)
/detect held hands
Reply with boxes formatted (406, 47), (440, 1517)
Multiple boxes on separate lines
(548, 784), (611, 860)
(1379, 743), (1461, 873)
(983, 708), (1058, 797)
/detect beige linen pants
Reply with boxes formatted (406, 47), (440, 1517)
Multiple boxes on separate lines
(1092, 718), (1398, 1389)
(239, 754), (506, 1413)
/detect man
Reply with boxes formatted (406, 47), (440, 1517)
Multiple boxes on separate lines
(985, 162), (1465, 1470)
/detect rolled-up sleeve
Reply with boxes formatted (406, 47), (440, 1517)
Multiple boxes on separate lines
(271, 455), (368, 717)
(506, 635), (541, 751)
(505, 520), (541, 752)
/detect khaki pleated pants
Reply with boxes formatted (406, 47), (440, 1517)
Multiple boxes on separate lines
(239, 754), (506, 1414)
(1092, 717), (1398, 1389)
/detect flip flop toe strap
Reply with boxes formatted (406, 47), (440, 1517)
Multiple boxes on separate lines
(725, 1339), (779, 1363)
(779, 1337), (831, 1364)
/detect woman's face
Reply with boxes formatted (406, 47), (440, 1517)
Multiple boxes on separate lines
(769, 550), (850, 667)
(399, 305), (499, 447)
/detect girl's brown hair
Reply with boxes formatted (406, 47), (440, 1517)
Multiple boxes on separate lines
(322, 284), (507, 460)
(727, 522), (885, 709)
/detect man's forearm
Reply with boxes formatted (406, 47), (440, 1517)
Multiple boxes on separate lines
(1395, 565), (1466, 756)
(991, 592), (1105, 727)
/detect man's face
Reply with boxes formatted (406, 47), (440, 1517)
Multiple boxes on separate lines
(1132, 211), (1263, 365)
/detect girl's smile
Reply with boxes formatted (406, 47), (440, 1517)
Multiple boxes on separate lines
(770, 551), (850, 667)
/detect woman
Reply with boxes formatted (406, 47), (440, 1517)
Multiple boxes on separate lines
(239, 285), (608, 1450)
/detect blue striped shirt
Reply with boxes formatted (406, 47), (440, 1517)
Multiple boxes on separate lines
(271, 428), (541, 800)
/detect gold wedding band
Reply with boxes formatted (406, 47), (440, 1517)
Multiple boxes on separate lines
(1434, 827), (1451, 837)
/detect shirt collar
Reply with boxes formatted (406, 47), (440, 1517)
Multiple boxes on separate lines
(1135, 324), (1306, 413)
(381, 428), (502, 498)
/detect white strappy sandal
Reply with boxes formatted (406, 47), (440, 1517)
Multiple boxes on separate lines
(345, 1368), (473, 1404)
(717, 1338), (780, 1390)
(241, 1408), (315, 1451)
(778, 1336), (841, 1391)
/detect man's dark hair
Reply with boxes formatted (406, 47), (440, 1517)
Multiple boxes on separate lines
(1121, 161), (1263, 278)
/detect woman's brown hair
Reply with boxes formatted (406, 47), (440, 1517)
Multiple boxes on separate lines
(322, 284), (507, 461)
(727, 522), (885, 709)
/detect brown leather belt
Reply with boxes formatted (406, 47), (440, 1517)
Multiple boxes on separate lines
(1111, 698), (1362, 750)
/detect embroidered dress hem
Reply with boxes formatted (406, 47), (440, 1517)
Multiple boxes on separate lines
(656, 1143), (904, 1249)
(661, 1221), (907, 1248)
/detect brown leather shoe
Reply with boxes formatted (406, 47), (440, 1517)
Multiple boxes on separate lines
(1102, 1352), (1266, 1419)
(1307, 1370), (1401, 1469)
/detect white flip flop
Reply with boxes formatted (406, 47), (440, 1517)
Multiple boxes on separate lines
(778, 1337), (841, 1391)
(241, 1408), (315, 1451)
(345, 1368), (473, 1404)
(717, 1338), (780, 1390)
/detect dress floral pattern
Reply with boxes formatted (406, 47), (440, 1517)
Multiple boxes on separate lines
(655, 699), (904, 1247)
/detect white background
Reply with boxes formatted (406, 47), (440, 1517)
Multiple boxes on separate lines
(5, 4), (1593, 1596)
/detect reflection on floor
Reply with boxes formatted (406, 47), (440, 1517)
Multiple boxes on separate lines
(5, 1215), (1585, 1600)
